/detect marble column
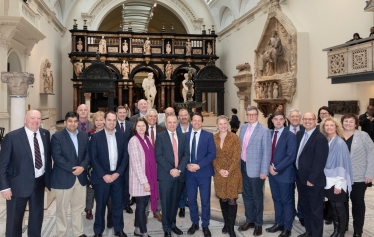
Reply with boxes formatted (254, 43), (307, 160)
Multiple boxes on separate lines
(128, 86), (133, 110)
(0, 40), (11, 132)
(117, 84), (123, 106)
(84, 93), (91, 114)
(166, 86), (170, 108)
(202, 93), (207, 111)
(157, 86), (161, 110)
(171, 85), (175, 108)
(211, 93), (216, 114)
(1, 72), (34, 131)
(161, 86), (165, 109)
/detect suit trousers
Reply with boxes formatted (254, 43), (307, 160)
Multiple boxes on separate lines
(241, 160), (265, 226)
(135, 196), (150, 233)
(269, 175), (295, 230)
(6, 175), (45, 237)
(187, 176), (211, 228)
(94, 179), (124, 234)
(123, 166), (130, 206)
(145, 197), (161, 216)
(178, 183), (187, 208)
(296, 176), (324, 237)
(347, 182), (367, 233)
(86, 186), (95, 210)
(54, 178), (86, 237)
(159, 179), (183, 232)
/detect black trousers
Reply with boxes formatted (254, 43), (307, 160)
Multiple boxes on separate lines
(346, 182), (367, 233)
(135, 196), (150, 233)
(123, 166), (130, 206)
(159, 179), (183, 232)
(6, 175), (45, 237)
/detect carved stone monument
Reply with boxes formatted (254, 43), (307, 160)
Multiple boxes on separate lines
(233, 63), (252, 123)
(1, 72), (34, 131)
(182, 73), (194, 102)
(207, 42), (213, 55)
(40, 59), (54, 94)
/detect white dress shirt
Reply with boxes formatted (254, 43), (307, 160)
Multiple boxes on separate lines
(105, 129), (118, 171)
(25, 127), (45, 178)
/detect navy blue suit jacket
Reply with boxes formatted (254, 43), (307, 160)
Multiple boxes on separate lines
(271, 129), (297, 183)
(156, 130), (190, 182)
(89, 130), (129, 185)
(51, 129), (90, 189)
(0, 127), (51, 197)
(185, 130), (216, 178)
(115, 120), (134, 141)
(296, 128), (329, 187)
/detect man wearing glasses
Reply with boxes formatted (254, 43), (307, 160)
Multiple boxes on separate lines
(295, 112), (328, 237)
(238, 106), (271, 236)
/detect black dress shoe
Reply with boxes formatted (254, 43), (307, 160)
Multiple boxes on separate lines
(238, 222), (255, 231)
(114, 231), (127, 237)
(279, 229), (291, 237)
(325, 219), (332, 225)
(253, 226), (262, 236)
(297, 232), (312, 237)
(203, 227), (211, 237)
(93, 235), (102, 237)
(179, 208), (185, 218)
(353, 233), (362, 237)
(164, 232), (172, 237)
(265, 224), (284, 233)
(187, 224), (199, 235)
(172, 226), (183, 235)
(79, 235), (87, 237)
(124, 205), (133, 214)
(299, 218), (305, 226)
(130, 197), (136, 206)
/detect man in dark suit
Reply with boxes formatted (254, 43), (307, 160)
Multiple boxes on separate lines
(359, 105), (374, 141)
(145, 108), (165, 222)
(156, 114), (189, 237)
(185, 113), (216, 237)
(129, 99), (148, 123)
(77, 104), (92, 132)
(89, 111), (129, 237)
(295, 112), (328, 237)
(51, 111), (90, 237)
(115, 105), (134, 214)
(287, 109), (305, 226)
(266, 111), (297, 237)
(0, 110), (52, 237)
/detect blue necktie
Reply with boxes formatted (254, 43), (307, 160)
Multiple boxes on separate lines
(191, 132), (197, 163)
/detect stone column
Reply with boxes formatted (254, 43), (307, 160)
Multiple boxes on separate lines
(128, 86), (133, 110)
(73, 85), (79, 110)
(117, 83), (123, 106)
(233, 63), (252, 125)
(0, 40), (11, 132)
(161, 86), (165, 109)
(202, 93), (207, 111)
(157, 86), (161, 110)
(211, 93), (216, 114)
(84, 93), (91, 114)
(1, 72), (34, 131)
(166, 86), (170, 108)
(171, 85), (175, 108)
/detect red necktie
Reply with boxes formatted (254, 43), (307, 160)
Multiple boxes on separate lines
(293, 127), (297, 135)
(271, 131), (278, 164)
(150, 126), (155, 147)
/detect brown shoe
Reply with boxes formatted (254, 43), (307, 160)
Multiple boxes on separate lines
(85, 208), (93, 220)
(154, 213), (162, 222)
(238, 222), (255, 231)
(253, 226), (262, 236)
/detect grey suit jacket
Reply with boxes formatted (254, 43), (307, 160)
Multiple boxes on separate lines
(350, 130), (374, 182)
(239, 122), (272, 177)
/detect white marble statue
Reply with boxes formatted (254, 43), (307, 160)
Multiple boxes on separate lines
(74, 59), (84, 77)
(206, 42), (212, 55)
(77, 38), (83, 52)
(122, 40), (128, 53)
(260, 85), (265, 99)
(165, 61), (173, 80)
(99, 36), (107, 54)
(166, 41), (171, 54)
(121, 60), (129, 79)
(273, 83), (279, 98)
(267, 83), (272, 98)
(142, 72), (156, 108)
(186, 39), (192, 56)
(144, 37), (151, 55)
(182, 73), (194, 102)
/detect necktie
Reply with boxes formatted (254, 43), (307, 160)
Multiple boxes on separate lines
(34, 133), (42, 169)
(296, 132), (309, 169)
(120, 122), (125, 133)
(293, 127), (297, 135)
(241, 124), (252, 162)
(150, 126), (155, 147)
(171, 132), (178, 168)
(271, 131), (278, 164)
(81, 122), (86, 131)
(191, 132), (197, 163)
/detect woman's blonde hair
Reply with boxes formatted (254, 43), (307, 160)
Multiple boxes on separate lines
(320, 117), (344, 138)
(91, 111), (105, 129)
(216, 115), (229, 124)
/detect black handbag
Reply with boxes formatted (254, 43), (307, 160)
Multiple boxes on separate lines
(323, 200), (332, 220)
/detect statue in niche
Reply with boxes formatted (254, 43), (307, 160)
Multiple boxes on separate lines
(181, 73), (194, 102)
(260, 85), (265, 99)
(267, 82), (272, 98)
(256, 86), (260, 99)
(74, 59), (84, 77)
(165, 61), (173, 80)
(42, 60), (53, 93)
(77, 38), (83, 52)
(121, 60), (129, 79)
(262, 30), (283, 76)
(166, 41), (171, 54)
(273, 83), (279, 98)
(99, 36), (107, 54)
(142, 72), (156, 108)
(206, 42), (212, 55)
(186, 39), (192, 56)
(143, 37), (151, 55)
(254, 50), (264, 77)
(122, 40), (128, 53)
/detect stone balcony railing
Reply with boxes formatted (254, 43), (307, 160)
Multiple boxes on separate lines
(5, 0), (41, 28)
(323, 37), (374, 83)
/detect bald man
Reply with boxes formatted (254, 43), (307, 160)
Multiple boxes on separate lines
(130, 99), (148, 123)
(0, 110), (52, 237)
(77, 104), (93, 132)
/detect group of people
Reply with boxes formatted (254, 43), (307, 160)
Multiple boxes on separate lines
(346, 26), (374, 42)
(0, 101), (373, 237)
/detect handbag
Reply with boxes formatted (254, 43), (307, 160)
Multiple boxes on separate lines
(323, 200), (332, 220)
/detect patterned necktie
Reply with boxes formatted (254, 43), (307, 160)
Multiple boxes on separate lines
(296, 132), (309, 169)
(120, 122), (125, 133)
(171, 132), (178, 168)
(271, 131), (278, 164)
(81, 122), (86, 132)
(151, 126), (155, 147)
(34, 133), (42, 169)
(241, 124), (252, 162)
(191, 132), (197, 163)
(293, 127), (297, 135)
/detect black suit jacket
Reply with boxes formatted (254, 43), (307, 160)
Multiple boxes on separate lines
(129, 114), (141, 123)
(156, 130), (190, 182)
(89, 129), (129, 185)
(0, 127), (51, 197)
(51, 129), (90, 189)
(115, 120), (134, 141)
(296, 128), (328, 187)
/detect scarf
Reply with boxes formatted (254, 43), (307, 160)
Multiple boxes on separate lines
(135, 133), (158, 213)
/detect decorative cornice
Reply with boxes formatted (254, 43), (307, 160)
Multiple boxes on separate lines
(36, 0), (67, 36)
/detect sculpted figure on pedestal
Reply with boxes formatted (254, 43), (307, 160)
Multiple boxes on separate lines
(42, 61), (53, 93)
(74, 59), (84, 77)
(144, 37), (151, 55)
(142, 72), (156, 108)
(122, 60), (129, 79)
(273, 83), (279, 98)
(99, 36), (107, 54)
(206, 42), (212, 55)
(262, 30), (283, 76)
(165, 61), (173, 80)
(181, 73), (194, 102)
(166, 41), (171, 54)
(77, 38), (83, 52)
(122, 40), (128, 53)
(186, 39), (192, 56)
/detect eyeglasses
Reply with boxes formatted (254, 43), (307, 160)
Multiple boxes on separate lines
(247, 114), (258, 117)
(302, 118), (315, 121)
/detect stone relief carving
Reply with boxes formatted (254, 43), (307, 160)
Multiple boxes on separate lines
(328, 101), (360, 115)
(352, 49), (367, 69)
(1, 72), (34, 96)
(254, 0), (297, 105)
(40, 58), (54, 94)
(108, 47), (118, 53)
(329, 53), (346, 75)
(74, 59), (84, 78)
(155, 64), (164, 74)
